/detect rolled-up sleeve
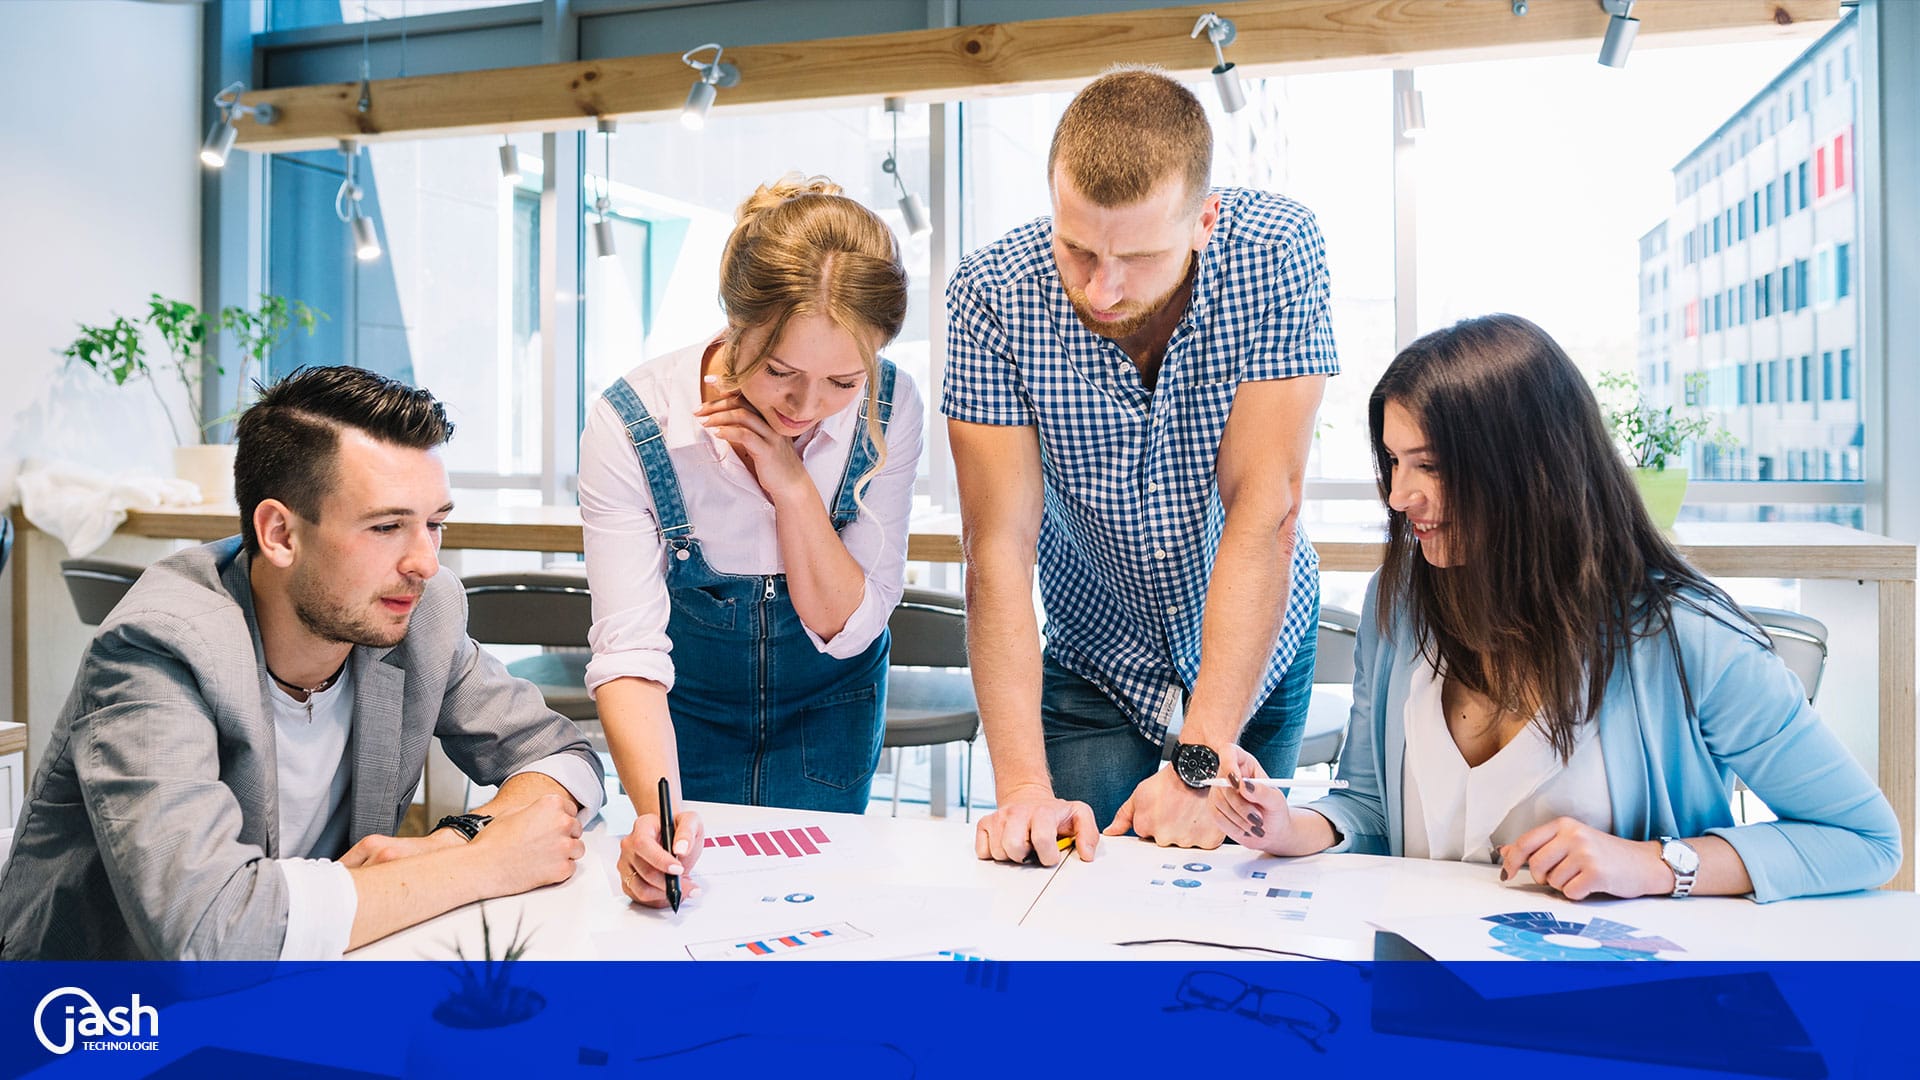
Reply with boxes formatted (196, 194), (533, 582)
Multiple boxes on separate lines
(278, 858), (357, 960)
(578, 392), (677, 694)
(512, 752), (608, 824)
(1243, 207), (1340, 383)
(940, 267), (1034, 427)
(801, 371), (926, 659)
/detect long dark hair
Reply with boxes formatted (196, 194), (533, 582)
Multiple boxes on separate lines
(1369, 314), (1757, 759)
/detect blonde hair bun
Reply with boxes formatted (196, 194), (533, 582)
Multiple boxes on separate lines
(735, 172), (844, 226)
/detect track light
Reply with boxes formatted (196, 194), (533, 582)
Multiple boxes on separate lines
(1190, 13), (1246, 114)
(594, 118), (617, 258)
(351, 215), (381, 261)
(680, 43), (740, 131)
(498, 137), (521, 184)
(199, 81), (277, 169)
(336, 140), (382, 262)
(1397, 88), (1427, 138)
(882, 98), (930, 237)
(1599, 0), (1639, 68)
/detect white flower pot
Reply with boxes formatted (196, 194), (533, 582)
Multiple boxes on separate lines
(172, 443), (238, 506)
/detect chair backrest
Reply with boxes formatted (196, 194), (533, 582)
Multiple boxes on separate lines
(59, 558), (145, 626)
(462, 571), (592, 648)
(1746, 606), (1829, 704)
(1313, 604), (1362, 686)
(887, 587), (967, 669)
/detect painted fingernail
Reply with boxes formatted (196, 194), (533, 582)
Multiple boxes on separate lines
(1499, 868), (1509, 881)
(1246, 811), (1263, 827)
(1250, 826), (1265, 838)
(703, 374), (718, 383)
(668, 863), (684, 875)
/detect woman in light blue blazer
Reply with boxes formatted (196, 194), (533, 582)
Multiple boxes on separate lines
(1217, 314), (1899, 902)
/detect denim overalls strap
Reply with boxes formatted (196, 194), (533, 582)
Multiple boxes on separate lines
(601, 377), (697, 553)
(826, 360), (898, 530)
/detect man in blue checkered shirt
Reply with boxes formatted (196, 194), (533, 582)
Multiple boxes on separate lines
(945, 69), (1335, 863)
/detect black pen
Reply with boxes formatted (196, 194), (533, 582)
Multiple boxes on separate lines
(658, 776), (681, 912)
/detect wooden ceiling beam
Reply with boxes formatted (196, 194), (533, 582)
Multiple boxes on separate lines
(232, 0), (1837, 153)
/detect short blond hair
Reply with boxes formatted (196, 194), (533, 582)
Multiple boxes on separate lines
(1048, 67), (1211, 211)
(717, 173), (908, 503)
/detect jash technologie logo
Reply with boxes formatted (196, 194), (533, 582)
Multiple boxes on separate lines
(32, 986), (160, 1055)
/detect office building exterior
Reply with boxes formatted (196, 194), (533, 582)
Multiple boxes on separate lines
(1638, 13), (1861, 485)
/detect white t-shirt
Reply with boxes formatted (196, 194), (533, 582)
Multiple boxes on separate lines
(1401, 656), (1612, 864)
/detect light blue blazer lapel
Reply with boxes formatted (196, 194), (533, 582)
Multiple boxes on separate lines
(346, 646), (407, 844)
(220, 547), (282, 858)
(1378, 644), (1412, 857)
(1600, 634), (1660, 843)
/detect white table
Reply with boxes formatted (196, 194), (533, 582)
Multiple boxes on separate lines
(352, 801), (1920, 964)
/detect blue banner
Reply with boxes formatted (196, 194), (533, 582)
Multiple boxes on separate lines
(3, 960), (1913, 1077)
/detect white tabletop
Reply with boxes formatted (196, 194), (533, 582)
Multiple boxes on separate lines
(350, 801), (1920, 963)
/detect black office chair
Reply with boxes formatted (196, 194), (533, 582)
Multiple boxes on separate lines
(883, 588), (980, 820)
(59, 559), (145, 626)
(462, 571), (599, 748)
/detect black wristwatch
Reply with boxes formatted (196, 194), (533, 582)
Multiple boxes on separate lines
(1172, 742), (1221, 789)
(432, 812), (493, 842)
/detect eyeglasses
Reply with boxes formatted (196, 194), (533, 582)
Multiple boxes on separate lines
(1163, 969), (1341, 1053)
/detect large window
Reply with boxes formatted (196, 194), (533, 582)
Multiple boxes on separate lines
(580, 105), (932, 429)
(268, 133), (546, 483)
(259, 11), (1864, 530)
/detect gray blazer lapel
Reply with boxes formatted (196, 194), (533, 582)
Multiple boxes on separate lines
(218, 547), (282, 858)
(347, 647), (407, 844)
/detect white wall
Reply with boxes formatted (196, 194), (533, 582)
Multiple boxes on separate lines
(0, 0), (203, 731)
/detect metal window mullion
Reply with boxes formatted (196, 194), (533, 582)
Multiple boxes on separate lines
(1391, 68), (1419, 352)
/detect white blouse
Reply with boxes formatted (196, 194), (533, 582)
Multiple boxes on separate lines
(1401, 656), (1612, 864)
(577, 337), (925, 695)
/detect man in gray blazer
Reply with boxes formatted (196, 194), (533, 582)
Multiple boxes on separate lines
(0, 366), (605, 959)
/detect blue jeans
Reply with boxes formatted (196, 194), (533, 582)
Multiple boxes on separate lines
(1040, 623), (1317, 831)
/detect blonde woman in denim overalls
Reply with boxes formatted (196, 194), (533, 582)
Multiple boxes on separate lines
(579, 177), (924, 908)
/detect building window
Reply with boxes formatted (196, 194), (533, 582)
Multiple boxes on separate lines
(1798, 161), (1810, 209)
(1685, 300), (1699, 338)
(1737, 200), (1748, 240)
(1823, 351), (1835, 400)
(1816, 146), (1828, 199)
(1739, 282), (1749, 324)
(1738, 364), (1749, 405)
(1796, 258), (1810, 310)
(1841, 348), (1855, 400)
(1768, 359), (1781, 403)
(1837, 241), (1852, 299)
(1766, 179), (1778, 224)
(1783, 169), (1794, 216)
(1801, 355), (1813, 402)
(1833, 130), (1849, 190)
(1712, 216), (1722, 252)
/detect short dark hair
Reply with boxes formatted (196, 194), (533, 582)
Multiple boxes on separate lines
(1048, 67), (1212, 213)
(234, 365), (454, 554)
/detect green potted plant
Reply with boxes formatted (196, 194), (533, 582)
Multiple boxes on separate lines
(61, 293), (322, 504)
(1598, 369), (1737, 529)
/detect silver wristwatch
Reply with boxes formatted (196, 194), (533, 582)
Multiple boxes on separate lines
(1657, 836), (1699, 898)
